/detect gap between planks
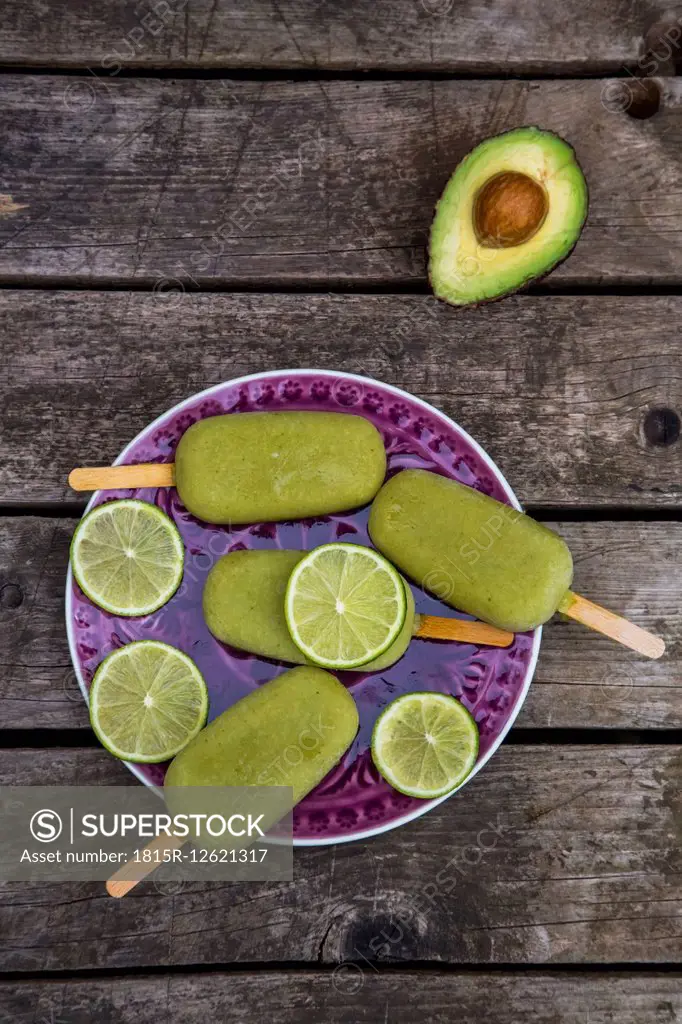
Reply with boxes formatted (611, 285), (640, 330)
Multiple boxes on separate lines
(0, 66), (650, 82)
(2, 505), (682, 520)
(2, 730), (682, 748)
(5, 281), (682, 296)
(2, 961), (682, 981)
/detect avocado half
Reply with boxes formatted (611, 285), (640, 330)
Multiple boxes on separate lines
(428, 127), (588, 307)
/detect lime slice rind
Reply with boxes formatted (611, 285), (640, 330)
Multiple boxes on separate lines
(71, 499), (184, 617)
(89, 641), (208, 763)
(284, 543), (407, 669)
(371, 692), (479, 799)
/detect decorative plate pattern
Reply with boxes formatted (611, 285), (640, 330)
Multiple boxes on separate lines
(67, 371), (538, 844)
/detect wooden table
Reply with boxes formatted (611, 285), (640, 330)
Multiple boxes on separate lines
(1, 2), (681, 1020)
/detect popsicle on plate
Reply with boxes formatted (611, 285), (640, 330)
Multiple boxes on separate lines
(164, 665), (359, 805)
(368, 469), (571, 633)
(108, 665), (358, 894)
(174, 411), (386, 524)
(69, 411), (387, 526)
(203, 549), (416, 671)
(367, 470), (665, 659)
(203, 548), (513, 671)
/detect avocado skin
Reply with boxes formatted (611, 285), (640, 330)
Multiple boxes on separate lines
(427, 228), (587, 311)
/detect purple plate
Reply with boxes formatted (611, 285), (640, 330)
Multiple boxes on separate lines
(66, 370), (540, 845)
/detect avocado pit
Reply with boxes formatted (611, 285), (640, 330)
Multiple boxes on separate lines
(474, 171), (548, 248)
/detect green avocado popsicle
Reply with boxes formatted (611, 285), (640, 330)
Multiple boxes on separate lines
(368, 469), (573, 633)
(203, 549), (415, 671)
(164, 666), (359, 804)
(174, 411), (386, 525)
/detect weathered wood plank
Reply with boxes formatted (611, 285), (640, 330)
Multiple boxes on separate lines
(1, 516), (679, 731)
(1, 76), (681, 287)
(1, 292), (680, 508)
(0, 745), (680, 969)
(2, 970), (681, 1023)
(0, 0), (657, 73)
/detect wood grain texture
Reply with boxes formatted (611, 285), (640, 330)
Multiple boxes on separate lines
(2, 970), (681, 1023)
(1, 745), (681, 969)
(1, 291), (681, 508)
(0, 0), (656, 72)
(2, 516), (679, 731)
(1, 76), (682, 287)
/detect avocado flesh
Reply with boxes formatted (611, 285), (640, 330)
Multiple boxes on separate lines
(429, 127), (588, 307)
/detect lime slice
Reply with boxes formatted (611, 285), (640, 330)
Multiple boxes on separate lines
(89, 641), (208, 762)
(371, 692), (479, 799)
(284, 543), (407, 669)
(71, 499), (184, 616)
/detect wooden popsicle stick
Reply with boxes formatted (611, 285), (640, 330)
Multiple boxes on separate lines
(69, 463), (175, 491)
(558, 590), (665, 660)
(106, 832), (186, 898)
(415, 615), (514, 648)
